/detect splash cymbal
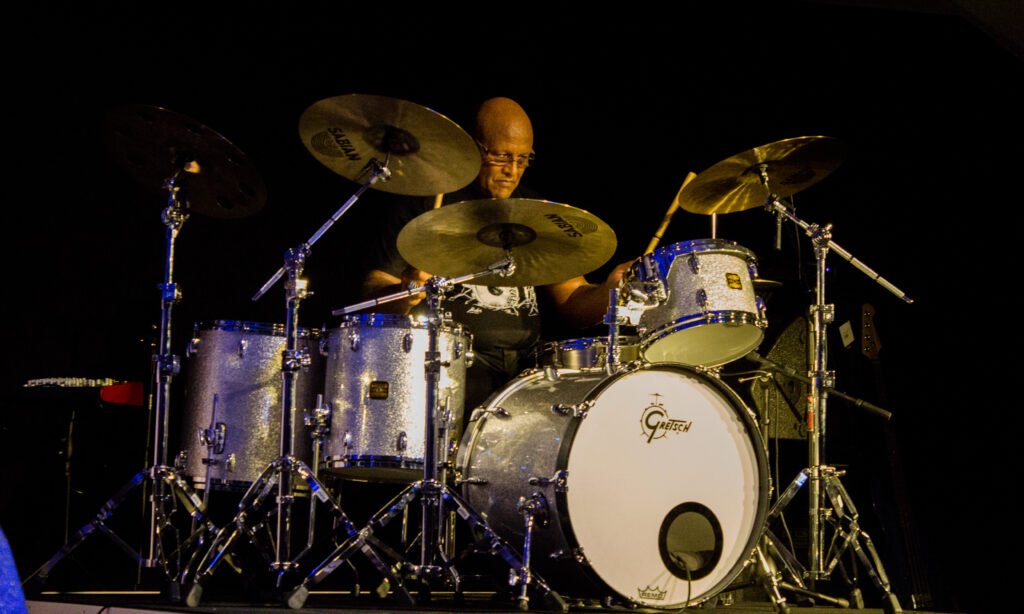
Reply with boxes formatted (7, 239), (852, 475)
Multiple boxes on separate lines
(397, 198), (617, 286)
(104, 104), (267, 219)
(679, 136), (845, 215)
(299, 94), (481, 196)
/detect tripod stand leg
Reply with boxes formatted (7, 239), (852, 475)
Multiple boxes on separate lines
(821, 472), (902, 614)
(442, 488), (567, 612)
(186, 461), (284, 606)
(22, 471), (145, 591)
(762, 528), (807, 588)
(23, 466), (215, 595)
(284, 483), (421, 609)
(753, 544), (790, 614)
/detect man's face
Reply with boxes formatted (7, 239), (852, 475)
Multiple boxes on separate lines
(474, 132), (533, 199)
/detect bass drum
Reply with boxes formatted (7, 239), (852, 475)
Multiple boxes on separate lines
(457, 364), (767, 608)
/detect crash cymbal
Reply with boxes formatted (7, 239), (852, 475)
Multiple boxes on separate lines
(104, 104), (267, 219)
(679, 136), (845, 215)
(397, 198), (617, 286)
(299, 94), (481, 196)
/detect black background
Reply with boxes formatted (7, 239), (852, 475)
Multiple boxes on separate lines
(2, 2), (1021, 612)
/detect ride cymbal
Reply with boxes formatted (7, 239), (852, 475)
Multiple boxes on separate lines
(299, 94), (481, 196)
(397, 198), (617, 286)
(679, 136), (845, 215)
(104, 104), (268, 219)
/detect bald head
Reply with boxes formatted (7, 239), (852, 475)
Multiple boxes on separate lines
(474, 97), (534, 145)
(472, 97), (535, 199)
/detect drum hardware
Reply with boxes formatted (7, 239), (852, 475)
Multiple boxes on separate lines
(301, 394), (332, 548)
(187, 139), (397, 606)
(526, 471), (568, 491)
(603, 288), (627, 373)
(196, 393), (225, 512)
(469, 405), (511, 421)
(515, 493), (550, 606)
(551, 401), (593, 419)
(293, 259), (568, 611)
(190, 92), (484, 603)
(707, 138), (905, 612)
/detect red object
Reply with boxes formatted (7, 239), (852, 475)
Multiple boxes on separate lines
(100, 382), (145, 407)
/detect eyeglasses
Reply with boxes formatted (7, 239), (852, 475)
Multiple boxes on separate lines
(476, 140), (535, 168)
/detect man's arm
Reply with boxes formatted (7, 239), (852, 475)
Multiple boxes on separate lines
(546, 261), (634, 329)
(360, 266), (432, 314)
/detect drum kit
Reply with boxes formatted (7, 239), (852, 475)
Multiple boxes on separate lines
(25, 94), (912, 613)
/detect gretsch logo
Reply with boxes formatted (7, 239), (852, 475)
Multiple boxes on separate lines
(640, 394), (692, 444)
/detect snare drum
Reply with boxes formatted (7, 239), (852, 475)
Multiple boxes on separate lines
(179, 321), (323, 491)
(457, 364), (768, 608)
(627, 238), (766, 366)
(321, 314), (471, 481)
(538, 336), (640, 370)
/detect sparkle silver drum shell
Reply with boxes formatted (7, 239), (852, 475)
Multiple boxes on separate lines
(180, 321), (322, 491)
(630, 238), (767, 366)
(457, 364), (768, 608)
(322, 314), (471, 481)
(537, 336), (640, 370)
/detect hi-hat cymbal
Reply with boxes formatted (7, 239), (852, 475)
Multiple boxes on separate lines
(397, 198), (617, 287)
(679, 136), (845, 215)
(299, 94), (481, 196)
(104, 104), (268, 219)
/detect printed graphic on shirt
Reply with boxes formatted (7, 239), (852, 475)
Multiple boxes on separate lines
(449, 285), (539, 317)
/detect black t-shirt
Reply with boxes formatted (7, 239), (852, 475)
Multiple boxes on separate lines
(366, 184), (543, 352)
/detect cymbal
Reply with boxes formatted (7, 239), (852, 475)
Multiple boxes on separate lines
(397, 198), (617, 287)
(679, 136), (845, 215)
(299, 94), (481, 196)
(104, 104), (268, 219)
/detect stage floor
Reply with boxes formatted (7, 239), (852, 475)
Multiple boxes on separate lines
(25, 591), (954, 614)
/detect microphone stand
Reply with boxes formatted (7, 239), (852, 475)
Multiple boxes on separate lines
(753, 165), (907, 613)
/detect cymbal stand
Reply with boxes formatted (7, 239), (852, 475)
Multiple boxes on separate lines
(755, 169), (909, 613)
(287, 258), (567, 611)
(187, 157), (394, 606)
(23, 169), (217, 596)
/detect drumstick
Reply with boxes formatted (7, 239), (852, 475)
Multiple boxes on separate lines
(433, 193), (444, 209)
(645, 171), (697, 254)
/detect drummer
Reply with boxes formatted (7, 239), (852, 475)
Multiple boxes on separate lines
(362, 97), (631, 411)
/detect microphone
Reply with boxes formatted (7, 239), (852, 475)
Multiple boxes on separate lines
(775, 210), (783, 251)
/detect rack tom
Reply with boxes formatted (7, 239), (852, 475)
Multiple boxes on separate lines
(626, 238), (766, 366)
